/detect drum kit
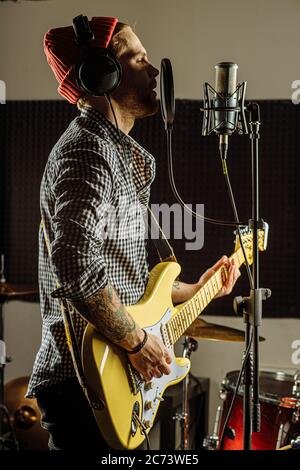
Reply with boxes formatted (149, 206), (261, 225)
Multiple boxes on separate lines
(179, 318), (300, 452)
(209, 369), (300, 451)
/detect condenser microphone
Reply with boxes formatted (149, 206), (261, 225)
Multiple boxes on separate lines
(202, 62), (247, 159)
(214, 62), (238, 131)
(214, 62), (238, 157)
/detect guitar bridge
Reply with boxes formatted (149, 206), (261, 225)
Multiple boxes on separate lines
(127, 363), (144, 395)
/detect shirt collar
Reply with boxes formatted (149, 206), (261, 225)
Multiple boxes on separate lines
(80, 106), (132, 148)
(80, 106), (155, 166)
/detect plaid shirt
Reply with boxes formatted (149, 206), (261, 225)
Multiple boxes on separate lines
(27, 107), (155, 397)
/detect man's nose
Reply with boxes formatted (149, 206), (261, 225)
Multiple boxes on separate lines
(149, 64), (159, 77)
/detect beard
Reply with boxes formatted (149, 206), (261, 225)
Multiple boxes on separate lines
(112, 82), (159, 119)
(126, 94), (159, 119)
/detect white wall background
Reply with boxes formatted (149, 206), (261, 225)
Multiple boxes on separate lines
(1, 0), (300, 446)
(0, 0), (300, 100)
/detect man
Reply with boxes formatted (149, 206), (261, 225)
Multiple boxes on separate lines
(27, 16), (240, 450)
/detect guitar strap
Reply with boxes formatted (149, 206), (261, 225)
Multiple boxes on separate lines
(147, 205), (178, 263)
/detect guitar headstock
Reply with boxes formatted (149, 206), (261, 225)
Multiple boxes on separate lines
(234, 223), (269, 266)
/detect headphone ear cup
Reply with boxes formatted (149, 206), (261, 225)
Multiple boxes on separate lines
(76, 49), (122, 96)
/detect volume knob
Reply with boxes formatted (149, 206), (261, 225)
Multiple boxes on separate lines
(144, 401), (153, 410)
(144, 382), (154, 391)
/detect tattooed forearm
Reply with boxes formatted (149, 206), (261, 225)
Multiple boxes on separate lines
(172, 280), (200, 304)
(70, 284), (143, 349)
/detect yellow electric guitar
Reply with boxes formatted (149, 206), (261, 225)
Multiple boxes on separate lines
(82, 226), (268, 449)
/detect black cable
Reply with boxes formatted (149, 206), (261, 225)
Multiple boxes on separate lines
(106, 93), (175, 257)
(105, 93), (126, 153)
(107, 94), (247, 228)
(219, 157), (254, 289)
(218, 330), (253, 449)
(216, 142), (255, 447)
(133, 412), (151, 450)
(166, 128), (248, 227)
(108, 92), (247, 230)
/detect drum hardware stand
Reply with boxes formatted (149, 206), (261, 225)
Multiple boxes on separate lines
(278, 435), (300, 451)
(292, 371), (300, 424)
(233, 287), (271, 449)
(290, 436), (300, 450)
(276, 423), (285, 450)
(232, 101), (271, 451)
(173, 336), (198, 450)
(204, 376), (239, 450)
(203, 405), (223, 450)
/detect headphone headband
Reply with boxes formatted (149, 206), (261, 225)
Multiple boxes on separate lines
(73, 15), (95, 46)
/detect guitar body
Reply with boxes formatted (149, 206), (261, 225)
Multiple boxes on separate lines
(82, 261), (190, 450)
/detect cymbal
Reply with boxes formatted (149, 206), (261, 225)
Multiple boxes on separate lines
(5, 376), (48, 450)
(184, 318), (265, 342)
(0, 282), (38, 299)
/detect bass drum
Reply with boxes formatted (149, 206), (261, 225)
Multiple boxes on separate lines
(4, 376), (48, 450)
(219, 370), (300, 450)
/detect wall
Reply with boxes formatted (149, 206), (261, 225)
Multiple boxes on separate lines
(0, 0), (300, 100)
(4, 301), (41, 383)
(1, 0), (300, 447)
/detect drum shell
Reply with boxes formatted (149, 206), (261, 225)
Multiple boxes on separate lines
(219, 370), (300, 450)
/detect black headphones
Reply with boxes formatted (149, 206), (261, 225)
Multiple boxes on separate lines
(72, 14), (122, 96)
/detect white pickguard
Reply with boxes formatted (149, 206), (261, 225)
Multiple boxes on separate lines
(138, 308), (190, 428)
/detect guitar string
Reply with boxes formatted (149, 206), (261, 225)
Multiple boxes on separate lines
(167, 249), (242, 344)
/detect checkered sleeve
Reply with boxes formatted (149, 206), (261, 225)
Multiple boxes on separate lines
(50, 144), (113, 301)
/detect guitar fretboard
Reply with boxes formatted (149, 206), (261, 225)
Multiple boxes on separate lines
(165, 247), (245, 345)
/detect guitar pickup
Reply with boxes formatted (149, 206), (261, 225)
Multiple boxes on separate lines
(127, 363), (143, 395)
(160, 309), (172, 347)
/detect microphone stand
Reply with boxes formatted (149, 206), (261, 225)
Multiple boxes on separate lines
(176, 337), (198, 450)
(248, 103), (261, 447)
(235, 103), (271, 449)
(160, 59), (271, 449)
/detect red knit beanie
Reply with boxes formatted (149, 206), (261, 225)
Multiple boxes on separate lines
(44, 17), (118, 104)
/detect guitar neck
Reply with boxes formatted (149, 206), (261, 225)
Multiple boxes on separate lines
(166, 247), (245, 345)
